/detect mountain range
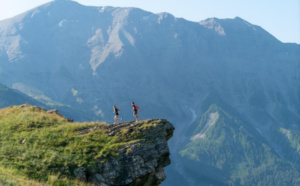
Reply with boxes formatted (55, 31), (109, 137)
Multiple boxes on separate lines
(0, 83), (41, 107)
(0, 0), (300, 185)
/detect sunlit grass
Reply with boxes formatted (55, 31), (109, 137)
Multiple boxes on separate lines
(0, 105), (150, 184)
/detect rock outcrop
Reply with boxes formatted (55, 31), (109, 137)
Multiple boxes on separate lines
(0, 105), (174, 186)
(76, 119), (174, 186)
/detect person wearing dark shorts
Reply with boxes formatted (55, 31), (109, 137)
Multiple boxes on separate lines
(113, 105), (122, 124)
(131, 102), (140, 121)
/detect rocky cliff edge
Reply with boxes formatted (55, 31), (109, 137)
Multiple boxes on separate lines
(0, 105), (174, 186)
(80, 119), (174, 186)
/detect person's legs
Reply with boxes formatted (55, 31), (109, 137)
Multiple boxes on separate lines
(114, 115), (119, 123)
(115, 114), (122, 122)
(133, 110), (138, 121)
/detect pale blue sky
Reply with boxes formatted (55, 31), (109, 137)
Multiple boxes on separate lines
(0, 0), (299, 44)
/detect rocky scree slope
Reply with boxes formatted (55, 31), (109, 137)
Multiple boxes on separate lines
(0, 105), (174, 185)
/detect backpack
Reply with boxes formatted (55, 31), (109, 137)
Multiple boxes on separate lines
(133, 105), (139, 111)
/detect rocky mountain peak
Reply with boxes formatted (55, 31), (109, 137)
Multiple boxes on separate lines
(199, 17), (226, 36)
(0, 2), (299, 185)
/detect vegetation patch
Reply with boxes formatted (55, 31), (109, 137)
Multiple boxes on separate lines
(0, 105), (161, 184)
(179, 104), (300, 185)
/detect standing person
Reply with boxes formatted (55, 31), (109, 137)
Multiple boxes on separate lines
(113, 105), (122, 124)
(131, 102), (141, 121)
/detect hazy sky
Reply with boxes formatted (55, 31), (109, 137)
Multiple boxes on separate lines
(0, 0), (299, 44)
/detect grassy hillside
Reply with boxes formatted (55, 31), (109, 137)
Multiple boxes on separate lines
(0, 105), (167, 185)
(179, 104), (300, 185)
(0, 166), (92, 186)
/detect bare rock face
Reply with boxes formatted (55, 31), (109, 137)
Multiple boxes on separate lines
(76, 119), (174, 186)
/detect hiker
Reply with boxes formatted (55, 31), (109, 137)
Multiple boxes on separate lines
(113, 105), (122, 124)
(131, 102), (141, 121)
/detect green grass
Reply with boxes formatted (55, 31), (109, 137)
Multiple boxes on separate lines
(0, 166), (45, 186)
(0, 105), (151, 184)
(0, 166), (93, 186)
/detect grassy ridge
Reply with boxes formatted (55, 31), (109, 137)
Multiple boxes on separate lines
(0, 105), (139, 185)
(0, 166), (92, 186)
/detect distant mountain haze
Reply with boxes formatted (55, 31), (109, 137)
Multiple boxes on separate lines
(0, 0), (300, 185)
(0, 83), (42, 107)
